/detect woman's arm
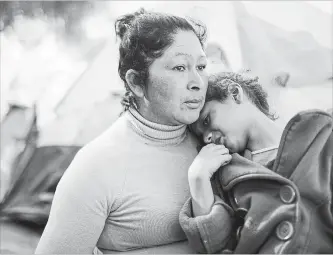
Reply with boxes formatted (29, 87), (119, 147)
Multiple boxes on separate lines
(35, 145), (117, 254)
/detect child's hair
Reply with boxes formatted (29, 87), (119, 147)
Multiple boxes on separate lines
(206, 72), (277, 120)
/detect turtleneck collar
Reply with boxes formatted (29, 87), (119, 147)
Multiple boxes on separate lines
(126, 107), (187, 146)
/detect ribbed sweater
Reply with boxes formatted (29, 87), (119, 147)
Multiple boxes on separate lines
(35, 108), (199, 254)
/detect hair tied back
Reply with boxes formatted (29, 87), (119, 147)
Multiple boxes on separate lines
(115, 8), (146, 40)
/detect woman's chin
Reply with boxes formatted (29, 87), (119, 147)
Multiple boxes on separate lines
(176, 111), (201, 125)
(183, 114), (201, 125)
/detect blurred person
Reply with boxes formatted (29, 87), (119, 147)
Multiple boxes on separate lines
(35, 8), (229, 254)
(180, 72), (333, 253)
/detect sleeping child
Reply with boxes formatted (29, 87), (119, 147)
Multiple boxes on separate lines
(180, 72), (333, 254)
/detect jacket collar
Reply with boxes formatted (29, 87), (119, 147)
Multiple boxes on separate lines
(218, 154), (283, 191)
(218, 110), (332, 191)
(272, 110), (332, 179)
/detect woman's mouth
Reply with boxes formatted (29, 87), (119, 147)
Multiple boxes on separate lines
(184, 99), (203, 109)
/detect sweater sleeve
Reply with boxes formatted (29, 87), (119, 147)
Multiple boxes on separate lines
(35, 143), (123, 254)
(179, 195), (235, 254)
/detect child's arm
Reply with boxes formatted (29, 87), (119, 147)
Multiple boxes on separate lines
(179, 195), (235, 254)
(188, 143), (231, 216)
(188, 169), (215, 216)
(178, 144), (234, 254)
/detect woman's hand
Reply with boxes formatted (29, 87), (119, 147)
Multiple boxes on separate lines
(188, 144), (231, 217)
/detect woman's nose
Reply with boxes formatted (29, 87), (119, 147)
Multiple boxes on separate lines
(187, 70), (204, 91)
(203, 132), (212, 144)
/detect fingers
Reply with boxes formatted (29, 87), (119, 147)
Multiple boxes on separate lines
(202, 143), (231, 156)
(205, 143), (216, 148)
(213, 145), (229, 154)
(206, 144), (227, 150)
(216, 147), (229, 155)
(220, 154), (232, 166)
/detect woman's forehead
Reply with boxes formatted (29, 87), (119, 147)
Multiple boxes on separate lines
(163, 31), (206, 59)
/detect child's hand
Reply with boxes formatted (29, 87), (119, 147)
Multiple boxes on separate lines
(189, 143), (232, 180)
(188, 144), (231, 216)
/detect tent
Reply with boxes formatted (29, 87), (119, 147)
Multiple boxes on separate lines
(39, 37), (124, 146)
(233, 1), (332, 87)
(0, 104), (81, 254)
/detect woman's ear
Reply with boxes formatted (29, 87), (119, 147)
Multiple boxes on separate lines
(227, 82), (244, 104)
(125, 69), (144, 98)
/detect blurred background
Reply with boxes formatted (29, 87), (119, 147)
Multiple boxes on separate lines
(0, 1), (332, 253)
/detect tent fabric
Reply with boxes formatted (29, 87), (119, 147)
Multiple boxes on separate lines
(0, 104), (81, 227)
(0, 104), (38, 203)
(0, 146), (81, 226)
(39, 38), (123, 146)
(0, 219), (42, 254)
(233, 1), (332, 87)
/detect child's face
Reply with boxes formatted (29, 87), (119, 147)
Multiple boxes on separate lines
(191, 99), (250, 153)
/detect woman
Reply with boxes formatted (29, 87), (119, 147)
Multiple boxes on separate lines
(180, 72), (333, 254)
(35, 8), (225, 254)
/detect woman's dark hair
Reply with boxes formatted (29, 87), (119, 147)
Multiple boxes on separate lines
(206, 72), (277, 120)
(114, 8), (207, 111)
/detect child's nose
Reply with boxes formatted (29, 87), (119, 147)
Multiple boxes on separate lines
(203, 132), (212, 144)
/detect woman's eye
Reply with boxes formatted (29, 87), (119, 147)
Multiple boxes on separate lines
(173, 66), (186, 72)
(203, 115), (209, 126)
(197, 65), (206, 71)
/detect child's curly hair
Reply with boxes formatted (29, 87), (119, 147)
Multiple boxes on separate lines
(206, 72), (277, 120)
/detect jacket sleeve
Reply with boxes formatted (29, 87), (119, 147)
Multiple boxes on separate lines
(179, 195), (235, 254)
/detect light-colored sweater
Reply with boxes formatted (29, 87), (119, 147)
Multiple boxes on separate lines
(35, 108), (199, 254)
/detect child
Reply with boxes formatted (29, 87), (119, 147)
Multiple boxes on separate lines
(188, 72), (282, 217)
(180, 72), (333, 254)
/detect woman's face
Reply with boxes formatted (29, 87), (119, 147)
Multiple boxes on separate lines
(144, 30), (208, 126)
(191, 99), (250, 153)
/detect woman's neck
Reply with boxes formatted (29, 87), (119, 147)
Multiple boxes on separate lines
(127, 107), (187, 145)
(137, 103), (176, 126)
(247, 112), (283, 152)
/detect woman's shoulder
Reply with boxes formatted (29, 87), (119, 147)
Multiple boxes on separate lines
(55, 120), (131, 212)
(58, 115), (133, 190)
(94, 112), (132, 143)
(83, 113), (135, 156)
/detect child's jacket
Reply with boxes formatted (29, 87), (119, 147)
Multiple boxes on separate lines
(179, 110), (333, 254)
